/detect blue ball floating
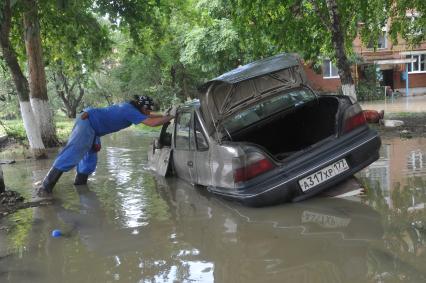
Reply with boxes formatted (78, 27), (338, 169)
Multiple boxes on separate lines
(51, 229), (62, 238)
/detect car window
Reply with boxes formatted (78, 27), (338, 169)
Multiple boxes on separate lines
(175, 111), (192, 150)
(222, 88), (315, 133)
(194, 114), (209, 151)
(159, 121), (173, 147)
(189, 114), (196, 151)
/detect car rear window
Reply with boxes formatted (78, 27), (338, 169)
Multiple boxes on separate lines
(222, 88), (315, 133)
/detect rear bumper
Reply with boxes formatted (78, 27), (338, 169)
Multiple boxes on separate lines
(208, 128), (381, 206)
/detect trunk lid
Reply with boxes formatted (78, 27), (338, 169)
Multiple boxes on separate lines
(198, 53), (307, 137)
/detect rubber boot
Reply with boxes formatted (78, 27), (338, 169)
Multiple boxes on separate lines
(74, 173), (89, 186)
(34, 167), (63, 199)
(41, 167), (63, 193)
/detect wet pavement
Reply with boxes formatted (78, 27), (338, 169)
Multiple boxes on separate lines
(0, 130), (426, 283)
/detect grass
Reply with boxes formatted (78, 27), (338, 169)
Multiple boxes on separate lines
(0, 117), (74, 145)
(0, 119), (28, 141)
(0, 116), (160, 147)
(55, 118), (74, 142)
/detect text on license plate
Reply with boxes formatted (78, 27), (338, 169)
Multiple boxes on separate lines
(298, 159), (349, 192)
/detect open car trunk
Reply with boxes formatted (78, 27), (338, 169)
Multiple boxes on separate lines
(225, 96), (340, 161)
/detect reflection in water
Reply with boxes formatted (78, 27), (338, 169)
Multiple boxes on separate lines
(357, 137), (426, 282)
(106, 146), (145, 227)
(157, 178), (383, 283)
(0, 132), (425, 282)
(360, 95), (426, 113)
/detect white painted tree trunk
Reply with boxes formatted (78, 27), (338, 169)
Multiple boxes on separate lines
(30, 98), (57, 146)
(341, 83), (357, 103)
(19, 101), (46, 158)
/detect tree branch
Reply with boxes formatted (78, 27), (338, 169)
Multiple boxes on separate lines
(309, 0), (330, 29)
(69, 74), (82, 94)
(75, 81), (85, 107)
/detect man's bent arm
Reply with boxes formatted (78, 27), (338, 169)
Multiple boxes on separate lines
(147, 113), (164, 118)
(142, 115), (174, 127)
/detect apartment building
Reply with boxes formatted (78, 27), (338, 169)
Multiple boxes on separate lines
(304, 22), (426, 96)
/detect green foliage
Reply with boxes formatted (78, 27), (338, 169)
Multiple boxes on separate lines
(0, 64), (19, 120)
(5, 0), (425, 139)
(179, 15), (240, 74)
(93, 0), (172, 50)
(230, 0), (389, 64)
(0, 117), (74, 143)
(356, 81), (383, 101)
(41, 1), (112, 74)
(93, 51), (183, 110)
(54, 117), (74, 142)
(0, 119), (27, 141)
(388, 0), (426, 46)
(178, 0), (276, 78)
(356, 64), (383, 101)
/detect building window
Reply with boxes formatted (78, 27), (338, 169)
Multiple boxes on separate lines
(406, 54), (426, 73)
(367, 33), (387, 49)
(322, 59), (339, 79)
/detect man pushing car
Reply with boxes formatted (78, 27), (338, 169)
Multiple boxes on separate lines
(35, 95), (175, 198)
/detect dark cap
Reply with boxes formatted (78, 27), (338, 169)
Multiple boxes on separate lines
(134, 95), (154, 110)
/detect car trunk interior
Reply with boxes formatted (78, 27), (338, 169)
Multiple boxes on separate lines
(226, 96), (340, 161)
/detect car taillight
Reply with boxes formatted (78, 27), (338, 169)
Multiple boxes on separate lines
(342, 105), (366, 133)
(233, 151), (275, 183)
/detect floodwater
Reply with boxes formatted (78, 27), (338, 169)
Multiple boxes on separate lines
(360, 95), (426, 113)
(1, 130), (426, 283)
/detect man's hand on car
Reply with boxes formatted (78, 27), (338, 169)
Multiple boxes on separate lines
(164, 105), (178, 117)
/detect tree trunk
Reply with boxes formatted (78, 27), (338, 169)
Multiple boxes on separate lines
(23, 0), (58, 147)
(0, 0), (47, 159)
(0, 166), (5, 193)
(325, 0), (357, 103)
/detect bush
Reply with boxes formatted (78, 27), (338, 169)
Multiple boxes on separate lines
(0, 118), (75, 145)
(356, 81), (384, 101)
(55, 119), (74, 143)
(356, 64), (385, 102)
(0, 120), (27, 142)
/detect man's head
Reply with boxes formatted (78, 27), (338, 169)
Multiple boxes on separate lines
(133, 95), (155, 115)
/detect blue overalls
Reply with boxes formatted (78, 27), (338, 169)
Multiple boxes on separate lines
(52, 103), (147, 176)
(52, 113), (100, 175)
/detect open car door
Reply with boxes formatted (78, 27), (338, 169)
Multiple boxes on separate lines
(148, 121), (174, 176)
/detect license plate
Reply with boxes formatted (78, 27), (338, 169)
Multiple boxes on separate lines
(299, 159), (349, 192)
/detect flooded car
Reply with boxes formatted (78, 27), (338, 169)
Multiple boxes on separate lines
(149, 53), (381, 206)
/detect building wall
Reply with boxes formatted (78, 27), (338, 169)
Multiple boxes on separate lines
(392, 65), (426, 95)
(302, 64), (341, 93)
(303, 33), (426, 94)
(353, 32), (426, 58)
(395, 71), (426, 88)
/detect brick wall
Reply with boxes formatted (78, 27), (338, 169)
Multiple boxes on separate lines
(393, 66), (426, 89)
(302, 64), (341, 92)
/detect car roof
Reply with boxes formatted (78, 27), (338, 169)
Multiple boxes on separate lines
(198, 53), (300, 92)
(179, 99), (200, 110)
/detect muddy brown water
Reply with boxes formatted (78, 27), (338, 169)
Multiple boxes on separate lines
(360, 95), (426, 113)
(0, 130), (425, 283)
